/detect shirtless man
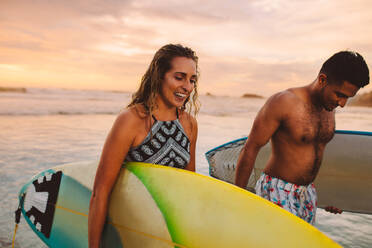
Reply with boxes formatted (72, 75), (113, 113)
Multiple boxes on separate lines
(235, 51), (369, 224)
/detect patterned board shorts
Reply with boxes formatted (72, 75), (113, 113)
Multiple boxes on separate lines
(255, 173), (317, 225)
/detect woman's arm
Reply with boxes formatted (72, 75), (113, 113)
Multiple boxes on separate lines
(88, 111), (137, 248)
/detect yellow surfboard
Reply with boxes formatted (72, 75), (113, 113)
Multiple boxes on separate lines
(18, 161), (340, 247)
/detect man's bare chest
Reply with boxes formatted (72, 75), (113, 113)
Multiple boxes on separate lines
(283, 109), (335, 144)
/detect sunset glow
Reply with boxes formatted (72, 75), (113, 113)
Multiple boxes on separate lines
(1, 0), (372, 96)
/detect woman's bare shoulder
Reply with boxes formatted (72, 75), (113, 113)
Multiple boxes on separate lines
(179, 110), (198, 141)
(115, 105), (149, 131)
(179, 110), (197, 126)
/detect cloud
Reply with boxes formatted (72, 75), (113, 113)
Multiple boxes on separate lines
(0, 0), (371, 95)
(199, 54), (322, 96)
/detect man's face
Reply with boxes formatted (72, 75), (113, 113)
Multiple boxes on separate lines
(321, 80), (360, 111)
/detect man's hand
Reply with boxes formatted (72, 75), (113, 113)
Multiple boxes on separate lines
(324, 206), (343, 214)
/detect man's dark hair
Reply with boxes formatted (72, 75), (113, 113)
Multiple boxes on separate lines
(320, 51), (370, 88)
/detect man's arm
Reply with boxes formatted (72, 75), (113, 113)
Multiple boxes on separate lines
(235, 92), (288, 188)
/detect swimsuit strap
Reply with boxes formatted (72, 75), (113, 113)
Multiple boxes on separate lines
(124, 107), (190, 169)
(151, 108), (179, 122)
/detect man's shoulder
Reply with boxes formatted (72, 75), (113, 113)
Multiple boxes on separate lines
(266, 89), (302, 108)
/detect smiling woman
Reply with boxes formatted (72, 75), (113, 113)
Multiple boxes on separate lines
(160, 57), (198, 111)
(88, 44), (200, 248)
(129, 44), (200, 117)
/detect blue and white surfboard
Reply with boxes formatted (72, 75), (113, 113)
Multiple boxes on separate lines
(206, 130), (372, 214)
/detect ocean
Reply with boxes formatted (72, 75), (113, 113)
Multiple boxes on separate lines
(1, 88), (371, 247)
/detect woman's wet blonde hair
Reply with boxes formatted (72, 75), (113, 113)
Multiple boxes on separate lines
(128, 44), (200, 117)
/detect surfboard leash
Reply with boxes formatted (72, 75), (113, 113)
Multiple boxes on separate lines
(12, 223), (19, 248)
(12, 193), (25, 248)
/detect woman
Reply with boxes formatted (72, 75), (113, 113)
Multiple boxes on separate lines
(88, 44), (199, 247)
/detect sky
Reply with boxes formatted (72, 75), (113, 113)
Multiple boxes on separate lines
(1, 0), (372, 97)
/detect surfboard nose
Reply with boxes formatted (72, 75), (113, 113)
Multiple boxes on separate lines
(23, 171), (62, 238)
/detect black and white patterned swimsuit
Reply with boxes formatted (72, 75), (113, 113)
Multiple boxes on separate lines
(124, 112), (191, 169)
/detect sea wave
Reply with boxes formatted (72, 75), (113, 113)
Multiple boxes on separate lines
(0, 87), (130, 116)
(0, 111), (120, 116)
(2, 88), (371, 121)
(0, 87), (266, 117)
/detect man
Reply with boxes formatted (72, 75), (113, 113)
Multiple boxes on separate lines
(235, 51), (369, 224)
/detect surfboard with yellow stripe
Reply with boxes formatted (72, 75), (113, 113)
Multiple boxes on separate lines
(17, 161), (341, 247)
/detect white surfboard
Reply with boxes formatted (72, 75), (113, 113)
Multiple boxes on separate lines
(205, 130), (372, 214)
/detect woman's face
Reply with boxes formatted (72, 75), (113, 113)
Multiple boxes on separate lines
(159, 56), (197, 109)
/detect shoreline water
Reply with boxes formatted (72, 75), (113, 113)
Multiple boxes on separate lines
(1, 88), (372, 247)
